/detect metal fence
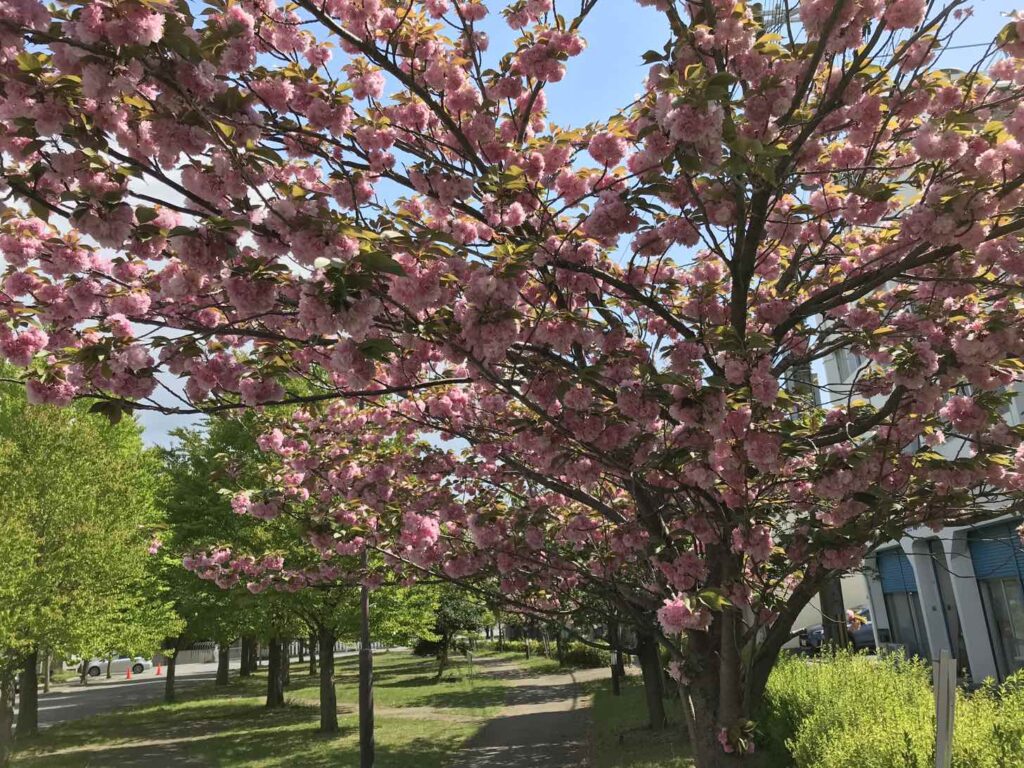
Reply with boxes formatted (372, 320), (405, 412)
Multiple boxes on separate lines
(156, 639), (389, 666)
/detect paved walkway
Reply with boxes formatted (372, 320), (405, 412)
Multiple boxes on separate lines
(450, 659), (607, 768)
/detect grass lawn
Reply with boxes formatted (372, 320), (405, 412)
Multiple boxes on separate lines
(467, 649), (563, 675)
(12, 651), (508, 768)
(47, 670), (80, 685)
(586, 676), (694, 768)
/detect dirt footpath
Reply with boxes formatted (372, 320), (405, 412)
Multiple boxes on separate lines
(450, 659), (608, 768)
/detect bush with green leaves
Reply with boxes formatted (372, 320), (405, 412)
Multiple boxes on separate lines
(497, 639), (547, 657)
(955, 669), (1024, 768)
(760, 652), (1024, 768)
(561, 642), (611, 669)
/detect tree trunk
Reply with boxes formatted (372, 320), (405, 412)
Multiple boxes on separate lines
(105, 653), (113, 679)
(555, 631), (565, 665)
(164, 646), (178, 704)
(0, 669), (14, 768)
(239, 637), (251, 678)
(16, 652), (38, 737)
(359, 574), (374, 768)
(282, 639), (291, 689)
(308, 632), (318, 677)
(216, 641), (230, 686)
(675, 592), (811, 768)
(298, 639), (305, 665)
(497, 621), (504, 652)
(524, 637), (531, 659)
(681, 678), (750, 768)
(266, 638), (285, 708)
(609, 617), (621, 696)
(636, 633), (667, 731)
(819, 576), (849, 650)
(318, 629), (339, 734)
(436, 633), (449, 680)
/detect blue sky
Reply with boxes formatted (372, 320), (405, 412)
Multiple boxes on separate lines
(137, 1), (1022, 445)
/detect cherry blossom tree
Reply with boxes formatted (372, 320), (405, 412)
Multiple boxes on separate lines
(5, 0), (1024, 764)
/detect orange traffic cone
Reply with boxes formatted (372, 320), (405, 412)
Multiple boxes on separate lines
(125, 666), (132, 680)
(155, 664), (162, 676)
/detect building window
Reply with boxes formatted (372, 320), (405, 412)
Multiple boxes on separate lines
(978, 577), (1024, 679)
(967, 520), (1024, 681)
(882, 590), (929, 658)
(877, 548), (929, 659)
(834, 349), (857, 382)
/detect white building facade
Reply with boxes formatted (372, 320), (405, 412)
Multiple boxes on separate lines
(821, 350), (1024, 683)
(863, 518), (1024, 683)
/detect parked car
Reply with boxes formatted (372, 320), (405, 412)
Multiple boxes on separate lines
(77, 656), (152, 677)
(847, 608), (877, 650)
(797, 607), (876, 653)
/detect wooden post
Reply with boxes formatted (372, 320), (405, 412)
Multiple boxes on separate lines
(934, 649), (956, 768)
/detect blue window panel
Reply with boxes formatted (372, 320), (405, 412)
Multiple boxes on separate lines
(968, 522), (1024, 581)
(878, 548), (918, 594)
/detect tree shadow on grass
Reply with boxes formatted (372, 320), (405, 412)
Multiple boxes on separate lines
(14, 654), (485, 768)
(14, 698), (291, 753)
(400, 683), (507, 710)
(16, 709), (467, 768)
(12, 704), (364, 768)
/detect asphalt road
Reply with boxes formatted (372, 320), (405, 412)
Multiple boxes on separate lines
(14, 660), (233, 730)
(14, 649), (384, 731)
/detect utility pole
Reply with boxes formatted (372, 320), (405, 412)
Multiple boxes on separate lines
(359, 546), (374, 768)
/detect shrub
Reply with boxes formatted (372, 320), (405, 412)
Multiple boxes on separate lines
(501, 639), (549, 657)
(412, 637), (440, 657)
(760, 652), (1024, 768)
(761, 651), (933, 768)
(954, 669), (1024, 768)
(480, 637), (609, 668)
(560, 642), (611, 669)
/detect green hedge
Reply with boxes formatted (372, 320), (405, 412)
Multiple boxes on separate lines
(760, 652), (1024, 768)
(560, 642), (611, 669)
(478, 639), (610, 668)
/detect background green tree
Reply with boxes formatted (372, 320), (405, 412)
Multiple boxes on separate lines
(426, 587), (492, 680)
(0, 377), (181, 764)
